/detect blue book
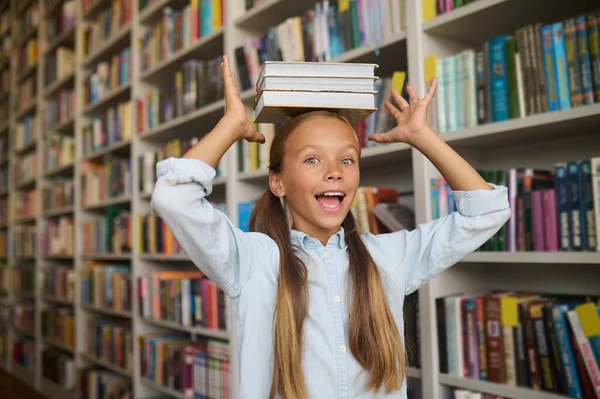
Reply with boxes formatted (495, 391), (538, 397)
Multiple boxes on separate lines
(488, 35), (510, 122)
(541, 25), (560, 111)
(567, 161), (583, 251)
(552, 304), (583, 398)
(200, 0), (211, 37)
(551, 23), (571, 110)
(576, 15), (595, 104)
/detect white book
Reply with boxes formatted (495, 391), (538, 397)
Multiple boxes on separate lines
(254, 89), (377, 125)
(256, 61), (378, 84)
(256, 74), (379, 93)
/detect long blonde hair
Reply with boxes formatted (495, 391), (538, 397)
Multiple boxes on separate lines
(249, 110), (406, 398)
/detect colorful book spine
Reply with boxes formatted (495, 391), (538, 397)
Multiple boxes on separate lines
(552, 22), (571, 110)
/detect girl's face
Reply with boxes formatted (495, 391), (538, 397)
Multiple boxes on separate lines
(270, 116), (361, 244)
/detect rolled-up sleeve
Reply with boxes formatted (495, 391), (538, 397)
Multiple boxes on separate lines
(150, 157), (275, 298)
(367, 183), (510, 294)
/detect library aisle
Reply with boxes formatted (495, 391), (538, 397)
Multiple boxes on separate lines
(0, 0), (599, 398)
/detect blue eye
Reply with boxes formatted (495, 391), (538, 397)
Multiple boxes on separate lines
(342, 158), (354, 165)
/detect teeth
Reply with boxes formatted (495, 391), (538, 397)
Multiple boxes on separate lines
(320, 192), (344, 196)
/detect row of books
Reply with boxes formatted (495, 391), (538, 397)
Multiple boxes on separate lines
(138, 138), (226, 197)
(16, 114), (38, 150)
(237, 0), (404, 92)
(82, 209), (132, 255)
(79, 368), (132, 398)
(80, 158), (132, 207)
(12, 338), (35, 370)
(138, 272), (227, 331)
(432, 0), (481, 18)
(17, 37), (38, 72)
(44, 47), (75, 89)
(15, 189), (36, 220)
(42, 349), (75, 392)
(42, 307), (75, 349)
(138, 0), (224, 73)
(138, 56), (224, 133)
(44, 133), (75, 172)
(43, 266), (75, 302)
(0, 265), (9, 292)
(81, 263), (132, 313)
(435, 10), (600, 134)
(81, 0), (132, 60)
(139, 205), (228, 255)
(42, 179), (74, 213)
(17, 74), (36, 112)
(15, 152), (37, 186)
(86, 318), (134, 374)
(13, 268), (35, 294)
(43, 0), (76, 51)
(139, 334), (229, 398)
(45, 89), (75, 129)
(81, 100), (133, 156)
(437, 292), (600, 398)
(12, 224), (36, 258)
(15, 0), (38, 43)
(82, 47), (131, 108)
(14, 303), (35, 335)
(41, 215), (75, 256)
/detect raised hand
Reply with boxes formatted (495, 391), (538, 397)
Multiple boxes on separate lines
(368, 77), (437, 146)
(221, 55), (265, 144)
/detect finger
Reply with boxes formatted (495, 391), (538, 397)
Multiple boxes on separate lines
(390, 88), (409, 111)
(368, 132), (392, 143)
(406, 85), (419, 103)
(422, 77), (437, 104)
(255, 131), (266, 144)
(385, 101), (402, 121)
(222, 56), (234, 88)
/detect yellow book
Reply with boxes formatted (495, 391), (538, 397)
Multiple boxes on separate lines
(211, 0), (221, 30)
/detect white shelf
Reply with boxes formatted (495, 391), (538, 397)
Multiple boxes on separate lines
(44, 72), (75, 98)
(81, 139), (131, 161)
(141, 377), (188, 399)
(80, 352), (133, 378)
(42, 295), (74, 306)
(81, 195), (132, 211)
(234, 0), (321, 32)
(462, 251), (600, 264)
(140, 317), (229, 340)
(439, 374), (568, 399)
(140, 28), (224, 82)
(82, 23), (132, 68)
(43, 205), (75, 218)
(45, 25), (76, 56)
(81, 83), (131, 115)
(81, 303), (132, 319)
(43, 162), (75, 178)
(42, 337), (75, 354)
(139, 253), (191, 262)
(41, 377), (76, 399)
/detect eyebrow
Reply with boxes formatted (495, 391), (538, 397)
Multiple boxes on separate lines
(297, 144), (359, 154)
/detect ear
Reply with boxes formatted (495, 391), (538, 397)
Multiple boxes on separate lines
(269, 172), (285, 198)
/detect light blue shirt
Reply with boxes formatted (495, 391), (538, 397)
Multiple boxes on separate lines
(151, 157), (511, 399)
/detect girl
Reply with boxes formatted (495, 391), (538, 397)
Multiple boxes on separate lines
(151, 56), (510, 399)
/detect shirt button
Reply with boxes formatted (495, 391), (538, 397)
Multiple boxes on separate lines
(324, 251), (330, 258)
(334, 295), (340, 303)
(168, 178), (177, 185)
(339, 345), (346, 353)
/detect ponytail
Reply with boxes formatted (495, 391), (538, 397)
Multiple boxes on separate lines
(250, 190), (310, 399)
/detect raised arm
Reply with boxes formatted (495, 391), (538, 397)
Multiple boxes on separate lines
(368, 78), (510, 293)
(151, 56), (272, 298)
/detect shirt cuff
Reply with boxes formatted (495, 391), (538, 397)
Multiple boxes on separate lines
(156, 157), (217, 192)
(452, 183), (509, 217)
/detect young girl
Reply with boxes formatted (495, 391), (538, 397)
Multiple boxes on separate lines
(151, 56), (510, 399)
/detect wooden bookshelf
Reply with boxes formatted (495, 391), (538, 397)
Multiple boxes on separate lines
(1, 0), (598, 398)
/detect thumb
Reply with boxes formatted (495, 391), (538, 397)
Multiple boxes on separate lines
(251, 130), (266, 144)
(368, 132), (392, 143)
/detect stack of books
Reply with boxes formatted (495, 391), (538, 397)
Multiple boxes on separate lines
(253, 61), (380, 125)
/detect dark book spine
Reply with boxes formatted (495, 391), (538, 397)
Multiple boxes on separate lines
(485, 296), (505, 383)
(437, 297), (448, 374)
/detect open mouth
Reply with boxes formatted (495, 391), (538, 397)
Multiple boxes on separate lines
(315, 191), (346, 212)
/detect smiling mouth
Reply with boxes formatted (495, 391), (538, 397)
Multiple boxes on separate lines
(315, 191), (346, 212)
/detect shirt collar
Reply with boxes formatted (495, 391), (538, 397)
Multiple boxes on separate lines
(290, 226), (346, 250)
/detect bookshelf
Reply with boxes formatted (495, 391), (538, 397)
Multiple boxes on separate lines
(0, 0), (598, 399)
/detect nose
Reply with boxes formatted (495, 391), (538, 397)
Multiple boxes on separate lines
(325, 164), (343, 181)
